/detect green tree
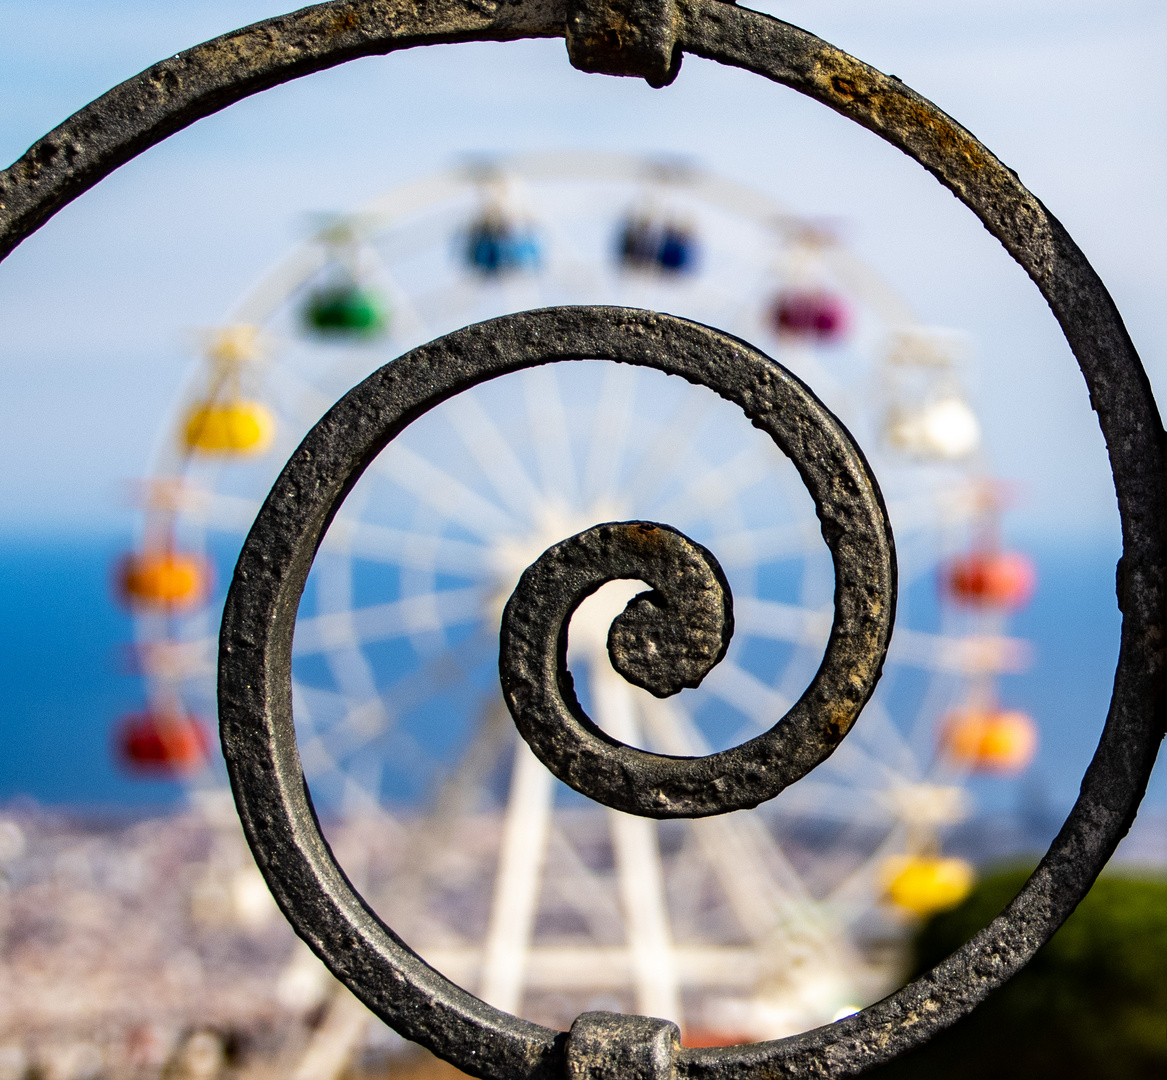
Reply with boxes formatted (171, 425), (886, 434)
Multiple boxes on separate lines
(869, 869), (1167, 1080)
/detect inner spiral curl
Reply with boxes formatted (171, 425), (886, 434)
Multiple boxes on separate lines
(505, 521), (733, 709)
(606, 522), (733, 697)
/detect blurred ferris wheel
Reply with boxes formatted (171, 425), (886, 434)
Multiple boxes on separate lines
(113, 151), (1038, 1044)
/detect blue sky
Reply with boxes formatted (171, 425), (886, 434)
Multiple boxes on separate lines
(1, 1), (1166, 830)
(0, 0), (1163, 542)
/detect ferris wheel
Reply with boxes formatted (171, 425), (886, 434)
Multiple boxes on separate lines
(112, 152), (1038, 1050)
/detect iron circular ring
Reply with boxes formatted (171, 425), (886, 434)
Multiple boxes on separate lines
(4, 2), (1167, 1076)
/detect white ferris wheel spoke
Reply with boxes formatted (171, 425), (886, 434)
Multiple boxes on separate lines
(370, 444), (516, 542)
(264, 360), (350, 432)
(187, 492), (264, 534)
(292, 683), (358, 790)
(324, 646), (384, 726)
(479, 740), (555, 1014)
(354, 234), (431, 346)
(849, 699), (923, 781)
(544, 826), (627, 944)
(706, 520), (822, 569)
(229, 242), (330, 326)
(295, 639), (494, 791)
(888, 628), (1032, 676)
(320, 517), (489, 578)
(442, 391), (544, 521)
(734, 597), (831, 650)
(811, 724), (914, 793)
(378, 634), (494, 713)
(733, 597), (1026, 678)
(824, 823), (911, 915)
(293, 587), (485, 655)
(701, 660), (793, 731)
(639, 699), (845, 942)
(784, 776), (897, 823)
(308, 549), (393, 771)
(304, 635), (492, 745)
(771, 779), (896, 823)
(320, 692), (391, 756)
(582, 362), (638, 507)
(638, 698), (838, 946)
(292, 684), (387, 761)
(522, 366), (578, 506)
(296, 687), (448, 805)
(409, 276), (493, 331)
(654, 441), (778, 526)
(621, 383), (717, 507)
(591, 663), (682, 1022)
(883, 484), (981, 539)
(607, 805), (682, 1022)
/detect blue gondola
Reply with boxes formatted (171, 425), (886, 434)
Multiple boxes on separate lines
(465, 216), (540, 275)
(616, 216), (696, 274)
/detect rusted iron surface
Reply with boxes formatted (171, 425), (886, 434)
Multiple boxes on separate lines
(524, 521), (737, 701)
(566, 1012), (680, 1080)
(565, 0), (680, 86)
(497, 358), (895, 819)
(216, 307), (891, 1073)
(2, 0), (1165, 1076)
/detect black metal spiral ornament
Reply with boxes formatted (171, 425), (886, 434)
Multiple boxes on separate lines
(2, 1), (1165, 1077)
(214, 305), (898, 1076)
(493, 317), (896, 819)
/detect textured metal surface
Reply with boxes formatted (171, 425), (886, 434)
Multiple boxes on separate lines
(498, 398), (894, 819)
(566, 1012), (680, 1080)
(565, 0), (681, 87)
(215, 306), (891, 1074)
(2, 0), (1165, 1076)
(510, 521), (735, 703)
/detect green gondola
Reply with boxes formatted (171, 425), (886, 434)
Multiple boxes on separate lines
(304, 283), (388, 338)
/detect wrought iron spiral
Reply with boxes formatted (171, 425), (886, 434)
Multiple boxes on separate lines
(1, 1), (1164, 1076)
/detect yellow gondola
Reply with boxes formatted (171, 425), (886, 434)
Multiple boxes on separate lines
(183, 399), (275, 455)
(883, 855), (975, 917)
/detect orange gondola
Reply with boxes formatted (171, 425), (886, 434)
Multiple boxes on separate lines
(940, 707), (1038, 773)
(115, 551), (210, 612)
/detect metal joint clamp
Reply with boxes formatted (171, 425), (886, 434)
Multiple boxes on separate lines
(566, 0), (682, 87)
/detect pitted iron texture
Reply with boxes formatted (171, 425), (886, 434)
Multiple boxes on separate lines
(497, 411), (894, 819)
(3, 0), (1165, 1075)
(604, 524), (733, 697)
(566, 1012), (681, 1080)
(507, 520), (734, 705)
(215, 304), (894, 1071)
(565, 0), (681, 87)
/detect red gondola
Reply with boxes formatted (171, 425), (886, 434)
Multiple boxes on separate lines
(944, 550), (1036, 610)
(116, 710), (210, 775)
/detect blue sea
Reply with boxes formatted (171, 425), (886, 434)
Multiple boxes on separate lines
(0, 530), (1163, 832)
